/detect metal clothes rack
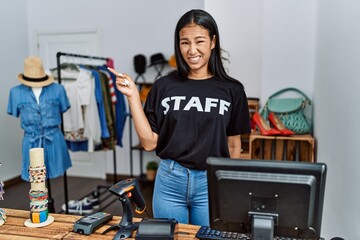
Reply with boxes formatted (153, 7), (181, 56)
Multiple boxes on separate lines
(129, 116), (144, 179)
(56, 52), (119, 213)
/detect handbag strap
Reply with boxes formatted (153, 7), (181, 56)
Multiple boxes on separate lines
(268, 87), (311, 105)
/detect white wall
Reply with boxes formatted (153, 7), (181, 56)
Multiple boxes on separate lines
(314, 0), (360, 238)
(205, 0), (263, 98)
(0, 0), (29, 181)
(260, 0), (316, 104)
(205, 0), (316, 105)
(27, 0), (203, 77)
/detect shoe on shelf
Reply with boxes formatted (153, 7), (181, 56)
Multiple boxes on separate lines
(268, 112), (295, 136)
(252, 112), (282, 136)
(61, 197), (95, 214)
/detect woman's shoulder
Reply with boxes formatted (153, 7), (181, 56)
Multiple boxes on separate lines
(153, 70), (182, 86)
(213, 75), (244, 88)
(213, 75), (247, 97)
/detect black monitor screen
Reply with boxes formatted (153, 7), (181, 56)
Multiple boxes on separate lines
(206, 157), (326, 239)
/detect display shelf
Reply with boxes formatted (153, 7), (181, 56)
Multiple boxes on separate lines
(249, 132), (315, 162)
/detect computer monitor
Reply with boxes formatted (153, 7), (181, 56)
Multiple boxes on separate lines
(206, 157), (327, 239)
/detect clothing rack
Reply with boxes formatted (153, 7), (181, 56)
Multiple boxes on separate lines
(56, 51), (119, 214)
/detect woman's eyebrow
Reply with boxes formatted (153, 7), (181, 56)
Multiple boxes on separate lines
(180, 36), (207, 41)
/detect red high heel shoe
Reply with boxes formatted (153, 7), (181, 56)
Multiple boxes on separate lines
(252, 112), (282, 136)
(268, 112), (295, 136)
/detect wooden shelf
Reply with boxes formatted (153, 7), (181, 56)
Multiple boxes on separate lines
(248, 132), (315, 162)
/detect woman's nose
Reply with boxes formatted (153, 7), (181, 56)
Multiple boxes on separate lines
(188, 43), (197, 54)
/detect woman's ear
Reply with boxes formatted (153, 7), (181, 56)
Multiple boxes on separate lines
(211, 35), (216, 50)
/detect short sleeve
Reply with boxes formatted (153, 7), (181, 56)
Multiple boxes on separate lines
(58, 84), (71, 113)
(226, 86), (251, 136)
(143, 85), (159, 134)
(7, 87), (20, 118)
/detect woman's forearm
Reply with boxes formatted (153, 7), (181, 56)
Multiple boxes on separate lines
(228, 135), (242, 159)
(128, 94), (158, 151)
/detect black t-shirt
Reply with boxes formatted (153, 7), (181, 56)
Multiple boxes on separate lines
(144, 73), (251, 170)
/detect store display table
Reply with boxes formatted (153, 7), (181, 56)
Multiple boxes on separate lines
(0, 208), (200, 239)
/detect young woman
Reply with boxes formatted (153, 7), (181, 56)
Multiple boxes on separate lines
(109, 9), (250, 226)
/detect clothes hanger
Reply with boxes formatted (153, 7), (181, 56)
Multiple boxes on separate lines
(50, 57), (79, 80)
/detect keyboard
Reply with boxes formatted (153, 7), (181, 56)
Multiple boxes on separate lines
(196, 226), (321, 240)
(196, 226), (250, 240)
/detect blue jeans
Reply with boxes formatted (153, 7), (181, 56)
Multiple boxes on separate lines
(152, 159), (209, 226)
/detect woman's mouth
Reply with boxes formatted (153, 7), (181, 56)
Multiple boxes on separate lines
(188, 56), (201, 64)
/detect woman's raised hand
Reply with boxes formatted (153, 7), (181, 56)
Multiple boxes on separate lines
(107, 67), (137, 98)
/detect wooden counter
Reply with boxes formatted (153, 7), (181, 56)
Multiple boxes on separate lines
(0, 208), (201, 239)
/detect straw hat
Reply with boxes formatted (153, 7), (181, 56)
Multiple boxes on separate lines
(18, 56), (54, 87)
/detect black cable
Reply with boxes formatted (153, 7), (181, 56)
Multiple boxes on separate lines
(144, 209), (151, 218)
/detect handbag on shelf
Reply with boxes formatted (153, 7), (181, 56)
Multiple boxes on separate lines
(260, 87), (312, 134)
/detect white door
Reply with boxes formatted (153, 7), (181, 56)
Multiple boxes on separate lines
(37, 29), (103, 69)
(36, 29), (107, 179)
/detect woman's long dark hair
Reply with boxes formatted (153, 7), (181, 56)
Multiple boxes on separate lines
(174, 9), (242, 86)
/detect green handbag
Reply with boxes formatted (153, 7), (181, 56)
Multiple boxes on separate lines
(260, 87), (312, 134)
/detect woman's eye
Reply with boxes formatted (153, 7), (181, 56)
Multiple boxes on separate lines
(180, 41), (189, 45)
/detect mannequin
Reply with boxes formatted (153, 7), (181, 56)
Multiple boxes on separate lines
(32, 87), (42, 105)
(7, 56), (72, 212)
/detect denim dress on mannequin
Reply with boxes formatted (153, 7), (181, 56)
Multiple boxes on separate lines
(7, 56), (72, 212)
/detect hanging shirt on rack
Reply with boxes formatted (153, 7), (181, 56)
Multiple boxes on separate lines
(56, 66), (102, 152)
(99, 68), (117, 104)
(96, 68), (116, 149)
(98, 66), (128, 147)
(7, 83), (72, 180)
(81, 66), (110, 140)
